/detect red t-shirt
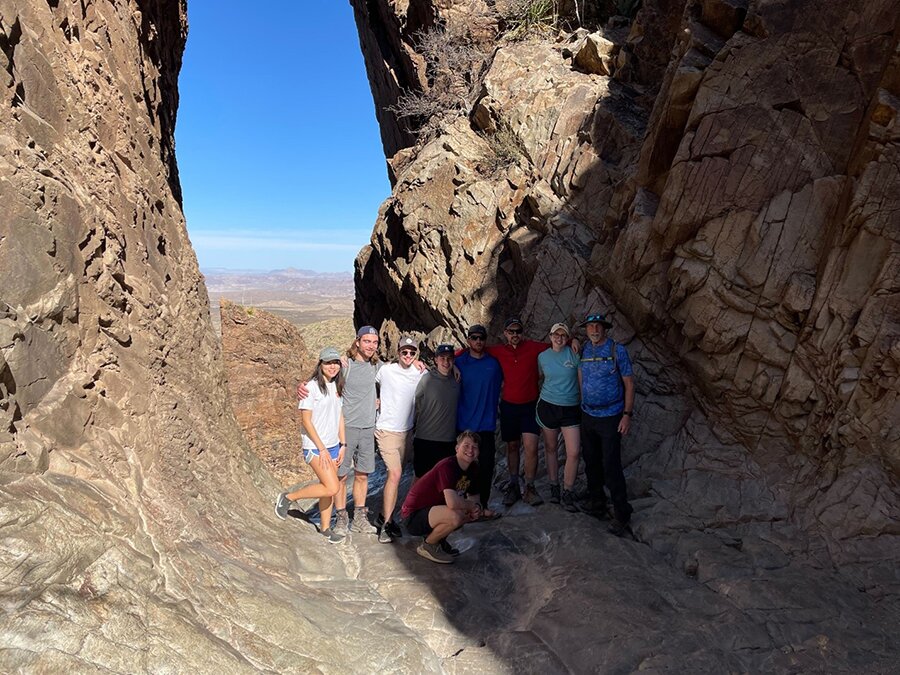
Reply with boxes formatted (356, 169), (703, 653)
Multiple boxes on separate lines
(486, 340), (550, 404)
(401, 456), (479, 519)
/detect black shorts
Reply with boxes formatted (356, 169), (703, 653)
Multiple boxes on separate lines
(413, 438), (455, 477)
(406, 507), (434, 536)
(499, 399), (539, 441)
(536, 399), (581, 429)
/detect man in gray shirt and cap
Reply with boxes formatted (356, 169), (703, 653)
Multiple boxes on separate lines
(413, 344), (460, 478)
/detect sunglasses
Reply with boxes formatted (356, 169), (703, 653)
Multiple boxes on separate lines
(468, 335), (485, 341)
(399, 349), (417, 355)
(506, 328), (523, 334)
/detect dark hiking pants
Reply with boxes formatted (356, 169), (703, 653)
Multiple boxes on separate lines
(581, 412), (633, 523)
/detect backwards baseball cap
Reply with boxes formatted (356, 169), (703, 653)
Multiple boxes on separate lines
(550, 322), (570, 335)
(356, 325), (378, 338)
(398, 335), (418, 350)
(467, 324), (487, 338)
(319, 346), (341, 362)
(504, 317), (524, 329)
(579, 313), (613, 329)
(435, 344), (455, 356)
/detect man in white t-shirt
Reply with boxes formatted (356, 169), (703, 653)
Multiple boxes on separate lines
(374, 335), (425, 543)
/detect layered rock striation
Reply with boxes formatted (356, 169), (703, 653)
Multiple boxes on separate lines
(0, 1), (434, 670)
(352, 0), (900, 665)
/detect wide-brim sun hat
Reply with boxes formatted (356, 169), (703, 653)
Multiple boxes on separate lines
(578, 313), (613, 329)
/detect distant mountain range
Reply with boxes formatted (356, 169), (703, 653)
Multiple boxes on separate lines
(202, 268), (354, 331)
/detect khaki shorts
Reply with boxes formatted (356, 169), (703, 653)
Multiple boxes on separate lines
(375, 429), (413, 471)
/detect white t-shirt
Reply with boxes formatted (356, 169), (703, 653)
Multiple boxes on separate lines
(376, 363), (424, 432)
(298, 378), (342, 450)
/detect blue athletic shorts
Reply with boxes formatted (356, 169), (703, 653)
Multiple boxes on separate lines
(303, 443), (341, 464)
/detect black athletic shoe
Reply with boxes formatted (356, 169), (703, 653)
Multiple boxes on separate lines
(439, 538), (460, 557)
(607, 519), (629, 537)
(549, 484), (561, 504)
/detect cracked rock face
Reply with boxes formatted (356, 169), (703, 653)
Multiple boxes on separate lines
(351, 0), (900, 667)
(0, 1), (435, 670)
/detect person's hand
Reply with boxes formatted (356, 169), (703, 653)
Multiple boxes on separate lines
(336, 444), (346, 465)
(413, 359), (426, 373)
(341, 355), (349, 368)
(452, 365), (461, 382)
(571, 337), (581, 353)
(618, 414), (631, 436)
(296, 382), (309, 400)
(319, 448), (335, 472)
(467, 502), (482, 522)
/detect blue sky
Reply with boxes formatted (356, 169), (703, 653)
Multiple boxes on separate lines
(175, 2), (391, 273)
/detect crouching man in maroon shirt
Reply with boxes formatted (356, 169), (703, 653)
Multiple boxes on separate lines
(400, 431), (482, 564)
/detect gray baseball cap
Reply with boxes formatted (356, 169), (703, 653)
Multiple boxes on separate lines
(319, 346), (341, 362)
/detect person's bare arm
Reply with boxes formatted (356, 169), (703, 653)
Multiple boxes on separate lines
(619, 375), (634, 435)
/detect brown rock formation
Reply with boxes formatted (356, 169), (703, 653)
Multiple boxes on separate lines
(0, 1), (434, 670)
(352, 0), (900, 668)
(219, 299), (315, 488)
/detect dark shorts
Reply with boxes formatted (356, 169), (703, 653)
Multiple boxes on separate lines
(536, 399), (581, 429)
(413, 438), (455, 477)
(499, 400), (539, 441)
(405, 507), (434, 536)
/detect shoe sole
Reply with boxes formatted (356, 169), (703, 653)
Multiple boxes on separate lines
(274, 497), (289, 520)
(417, 548), (453, 564)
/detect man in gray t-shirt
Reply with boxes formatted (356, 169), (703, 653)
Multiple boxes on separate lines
(413, 344), (460, 477)
(299, 326), (382, 536)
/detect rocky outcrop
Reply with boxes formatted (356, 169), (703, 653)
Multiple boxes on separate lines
(0, 1), (433, 670)
(220, 299), (315, 488)
(352, 0), (900, 664)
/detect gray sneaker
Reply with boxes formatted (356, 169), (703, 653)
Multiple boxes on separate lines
(333, 509), (350, 537)
(321, 528), (346, 544)
(522, 483), (544, 506)
(417, 540), (454, 564)
(549, 484), (561, 504)
(350, 506), (377, 534)
(503, 481), (521, 507)
(274, 492), (291, 520)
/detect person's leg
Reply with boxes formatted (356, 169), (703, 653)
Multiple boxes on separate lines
(600, 414), (631, 524)
(476, 430), (497, 510)
(288, 452), (340, 530)
(580, 413), (607, 512)
(424, 505), (465, 545)
(506, 438), (521, 479)
(542, 427), (560, 484)
(522, 432), (540, 483)
(561, 424), (581, 490)
(351, 428), (375, 508)
(377, 430), (403, 524)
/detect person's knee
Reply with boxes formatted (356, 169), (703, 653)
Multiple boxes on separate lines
(448, 511), (465, 530)
(386, 467), (401, 485)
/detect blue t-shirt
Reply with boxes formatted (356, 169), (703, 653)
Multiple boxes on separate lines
(579, 339), (632, 417)
(538, 347), (580, 406)
(455, 351), (503, 432)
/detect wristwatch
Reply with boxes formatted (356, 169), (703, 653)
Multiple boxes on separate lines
(623, 411), (633, 416)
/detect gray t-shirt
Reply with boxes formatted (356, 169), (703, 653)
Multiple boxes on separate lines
(414, 370), (460, 442)
(342, 359), (380, 428)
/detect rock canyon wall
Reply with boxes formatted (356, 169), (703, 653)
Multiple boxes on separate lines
(351, 0), (899, 638)
(0, 1), (434, 670)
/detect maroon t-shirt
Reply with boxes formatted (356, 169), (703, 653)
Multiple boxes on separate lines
(401, 456), (479, 519)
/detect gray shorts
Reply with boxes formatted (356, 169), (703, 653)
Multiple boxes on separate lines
(339, 426), (376, 477)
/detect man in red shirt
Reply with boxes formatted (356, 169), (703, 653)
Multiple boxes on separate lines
(485, 317), (552, 506)
(401, 431), (482, 564)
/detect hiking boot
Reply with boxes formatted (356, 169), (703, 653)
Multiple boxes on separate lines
(274, 492), (291, 520)
(522, 483), (544, 506)
(549, 484), (561, 504)
(578, 494), (608, 517)
(350, 506), (377, 534)
(321, 528), (346, 544)
(439, 538), (460, 557)
(608, 519), (629, 538)
(417, 540), (454, 564)
(561, 488), (578, 513)
(503, 481), (521, 507)
(333, 509), (350, 537)
(378, 523), (393, 544)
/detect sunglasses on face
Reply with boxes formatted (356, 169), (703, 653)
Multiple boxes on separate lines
(506, 328), (523, 335)
(399, 349), (417, 356)
(468, 335), (485, 341)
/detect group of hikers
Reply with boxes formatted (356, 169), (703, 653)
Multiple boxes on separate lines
(274, 313), (635, 564)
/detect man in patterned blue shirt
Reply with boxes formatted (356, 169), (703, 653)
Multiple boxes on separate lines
(577, 312), (635, 536)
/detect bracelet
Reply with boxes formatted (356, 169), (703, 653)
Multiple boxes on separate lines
(623, 411), (633, 416)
